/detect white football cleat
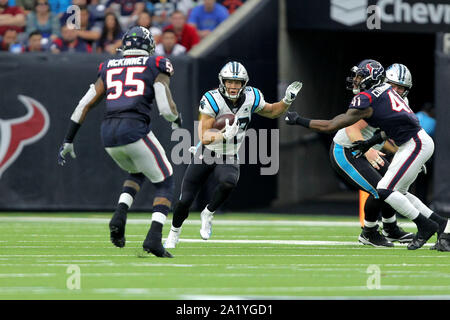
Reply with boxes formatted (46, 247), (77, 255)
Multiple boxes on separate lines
(164, 227), (181, 249)
(200, 207), (214, 240)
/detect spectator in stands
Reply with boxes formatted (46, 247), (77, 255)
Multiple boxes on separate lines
(106, 0), (145, 30)
(187, 0), (228, 39)
(76, 5), (102, 47)
(154, 28), (185, 57)
(23, 29), (45, 51)
(96, 11), (122, 54)
(47, 0), (71, 17)
(26, 0), (60, 40)
(88, 0), (107, 23)
(0, 0), (26, 37)
(136, 10), (161, 43)
(15, 0), (35, 14)
(149, 0), (193, 30)
(163, 10), (198, 52)
(218, 0), (245, 14)
(50, 23), (92, 52)
(0, 27), (20, 51)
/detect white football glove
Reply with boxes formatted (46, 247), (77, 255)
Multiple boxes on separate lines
(58, 142), (76, 166)
(282, 81), (303, 105)
(222, 118), (239, 140)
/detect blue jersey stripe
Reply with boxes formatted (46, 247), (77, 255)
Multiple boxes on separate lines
(333, 144), (379, 198)
(204, 92), (219, 115)
(251, 88), (260, 113)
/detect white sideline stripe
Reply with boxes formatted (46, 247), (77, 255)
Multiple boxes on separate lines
(0, 216), (416, 228)
(175, 238), (434, 247)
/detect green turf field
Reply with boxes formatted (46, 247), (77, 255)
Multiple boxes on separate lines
(0, 212), (449, 300)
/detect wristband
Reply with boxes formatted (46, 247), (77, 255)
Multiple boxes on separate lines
(296, 116), (311, 128)
(64, 120), (81, 143)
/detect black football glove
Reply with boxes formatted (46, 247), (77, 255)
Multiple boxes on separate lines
(349, 140), (372, 158)
(349, 130), (386, 158)
(285, 111), (300, 125)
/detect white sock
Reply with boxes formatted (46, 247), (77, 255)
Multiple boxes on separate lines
(444, 220), (450, 234)
(364, 220), (378, 228)
(405, 192), (433, 218)
(203, 205), (214, 215)
(152, 212), (167, 225)
(382, 215), (396, 224)
(118, 193), (134, 208)
(170, 226), (181, 232)
(384, 191), (420, 220)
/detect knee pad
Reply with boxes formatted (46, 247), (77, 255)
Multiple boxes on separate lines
(154, 175), (175, 203)
(377, 188), (393, 201)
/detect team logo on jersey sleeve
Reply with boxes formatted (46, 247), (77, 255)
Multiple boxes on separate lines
(0, 95), (50, 178)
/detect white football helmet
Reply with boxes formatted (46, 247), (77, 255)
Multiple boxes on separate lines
(385, 63), (412, 97)
(218, 61), (249, 99)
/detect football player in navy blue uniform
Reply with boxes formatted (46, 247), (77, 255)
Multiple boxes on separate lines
(58, 26), (182, 258)
(286, 59), (450, 251)
(329, 63), (416, 247)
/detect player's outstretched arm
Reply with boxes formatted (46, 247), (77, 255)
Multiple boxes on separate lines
(153, 73), (182, 129)
(58, 78), (105, 166)
(285, 108), (372, 133)
(257, 81), (302, 119)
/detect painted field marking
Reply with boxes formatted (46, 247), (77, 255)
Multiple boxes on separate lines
(0, 216), (416, 228)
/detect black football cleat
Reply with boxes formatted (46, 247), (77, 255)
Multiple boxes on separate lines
(407, 219), (438, 250)
(436, 233), (450, 252)
(358, 226), (394, 247)
(382, 224), (415, 243)
(109, 214), (127, 248)
(143, 231), (173, 258)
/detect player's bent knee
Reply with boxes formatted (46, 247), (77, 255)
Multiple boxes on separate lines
(219, 181), (237, 192)
(154, 175), (175, 203)
(377, 188), (393, 201)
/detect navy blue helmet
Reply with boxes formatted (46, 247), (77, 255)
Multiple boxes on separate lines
(346, 59), (385, 94)
(121, 26), (155, 56)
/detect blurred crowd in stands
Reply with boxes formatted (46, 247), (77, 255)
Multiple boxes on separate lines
(0, 0), (245, 56)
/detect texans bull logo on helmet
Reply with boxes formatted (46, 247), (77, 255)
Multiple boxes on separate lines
(366, 62), (384, 80)
(0, 95), (50, 177)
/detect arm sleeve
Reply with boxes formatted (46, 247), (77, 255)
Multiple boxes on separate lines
(252, 88), (266, 113)
(199, 94), (217, 118)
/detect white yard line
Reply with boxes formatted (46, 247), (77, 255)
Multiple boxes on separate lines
(0, 216), (416, 228)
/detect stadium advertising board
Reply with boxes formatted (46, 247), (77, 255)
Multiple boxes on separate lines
(287, 0), (450, 33)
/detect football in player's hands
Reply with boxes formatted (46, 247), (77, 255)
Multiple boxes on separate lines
(212, 114), (235, 131)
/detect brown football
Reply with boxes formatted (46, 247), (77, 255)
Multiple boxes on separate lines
(212, 114), (235, 130)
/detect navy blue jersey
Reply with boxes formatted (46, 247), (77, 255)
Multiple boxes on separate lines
(348, 83), (420, 146)
(97, 55), (174, 147)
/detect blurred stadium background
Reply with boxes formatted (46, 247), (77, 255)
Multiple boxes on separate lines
(1, 0), (449, 218)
